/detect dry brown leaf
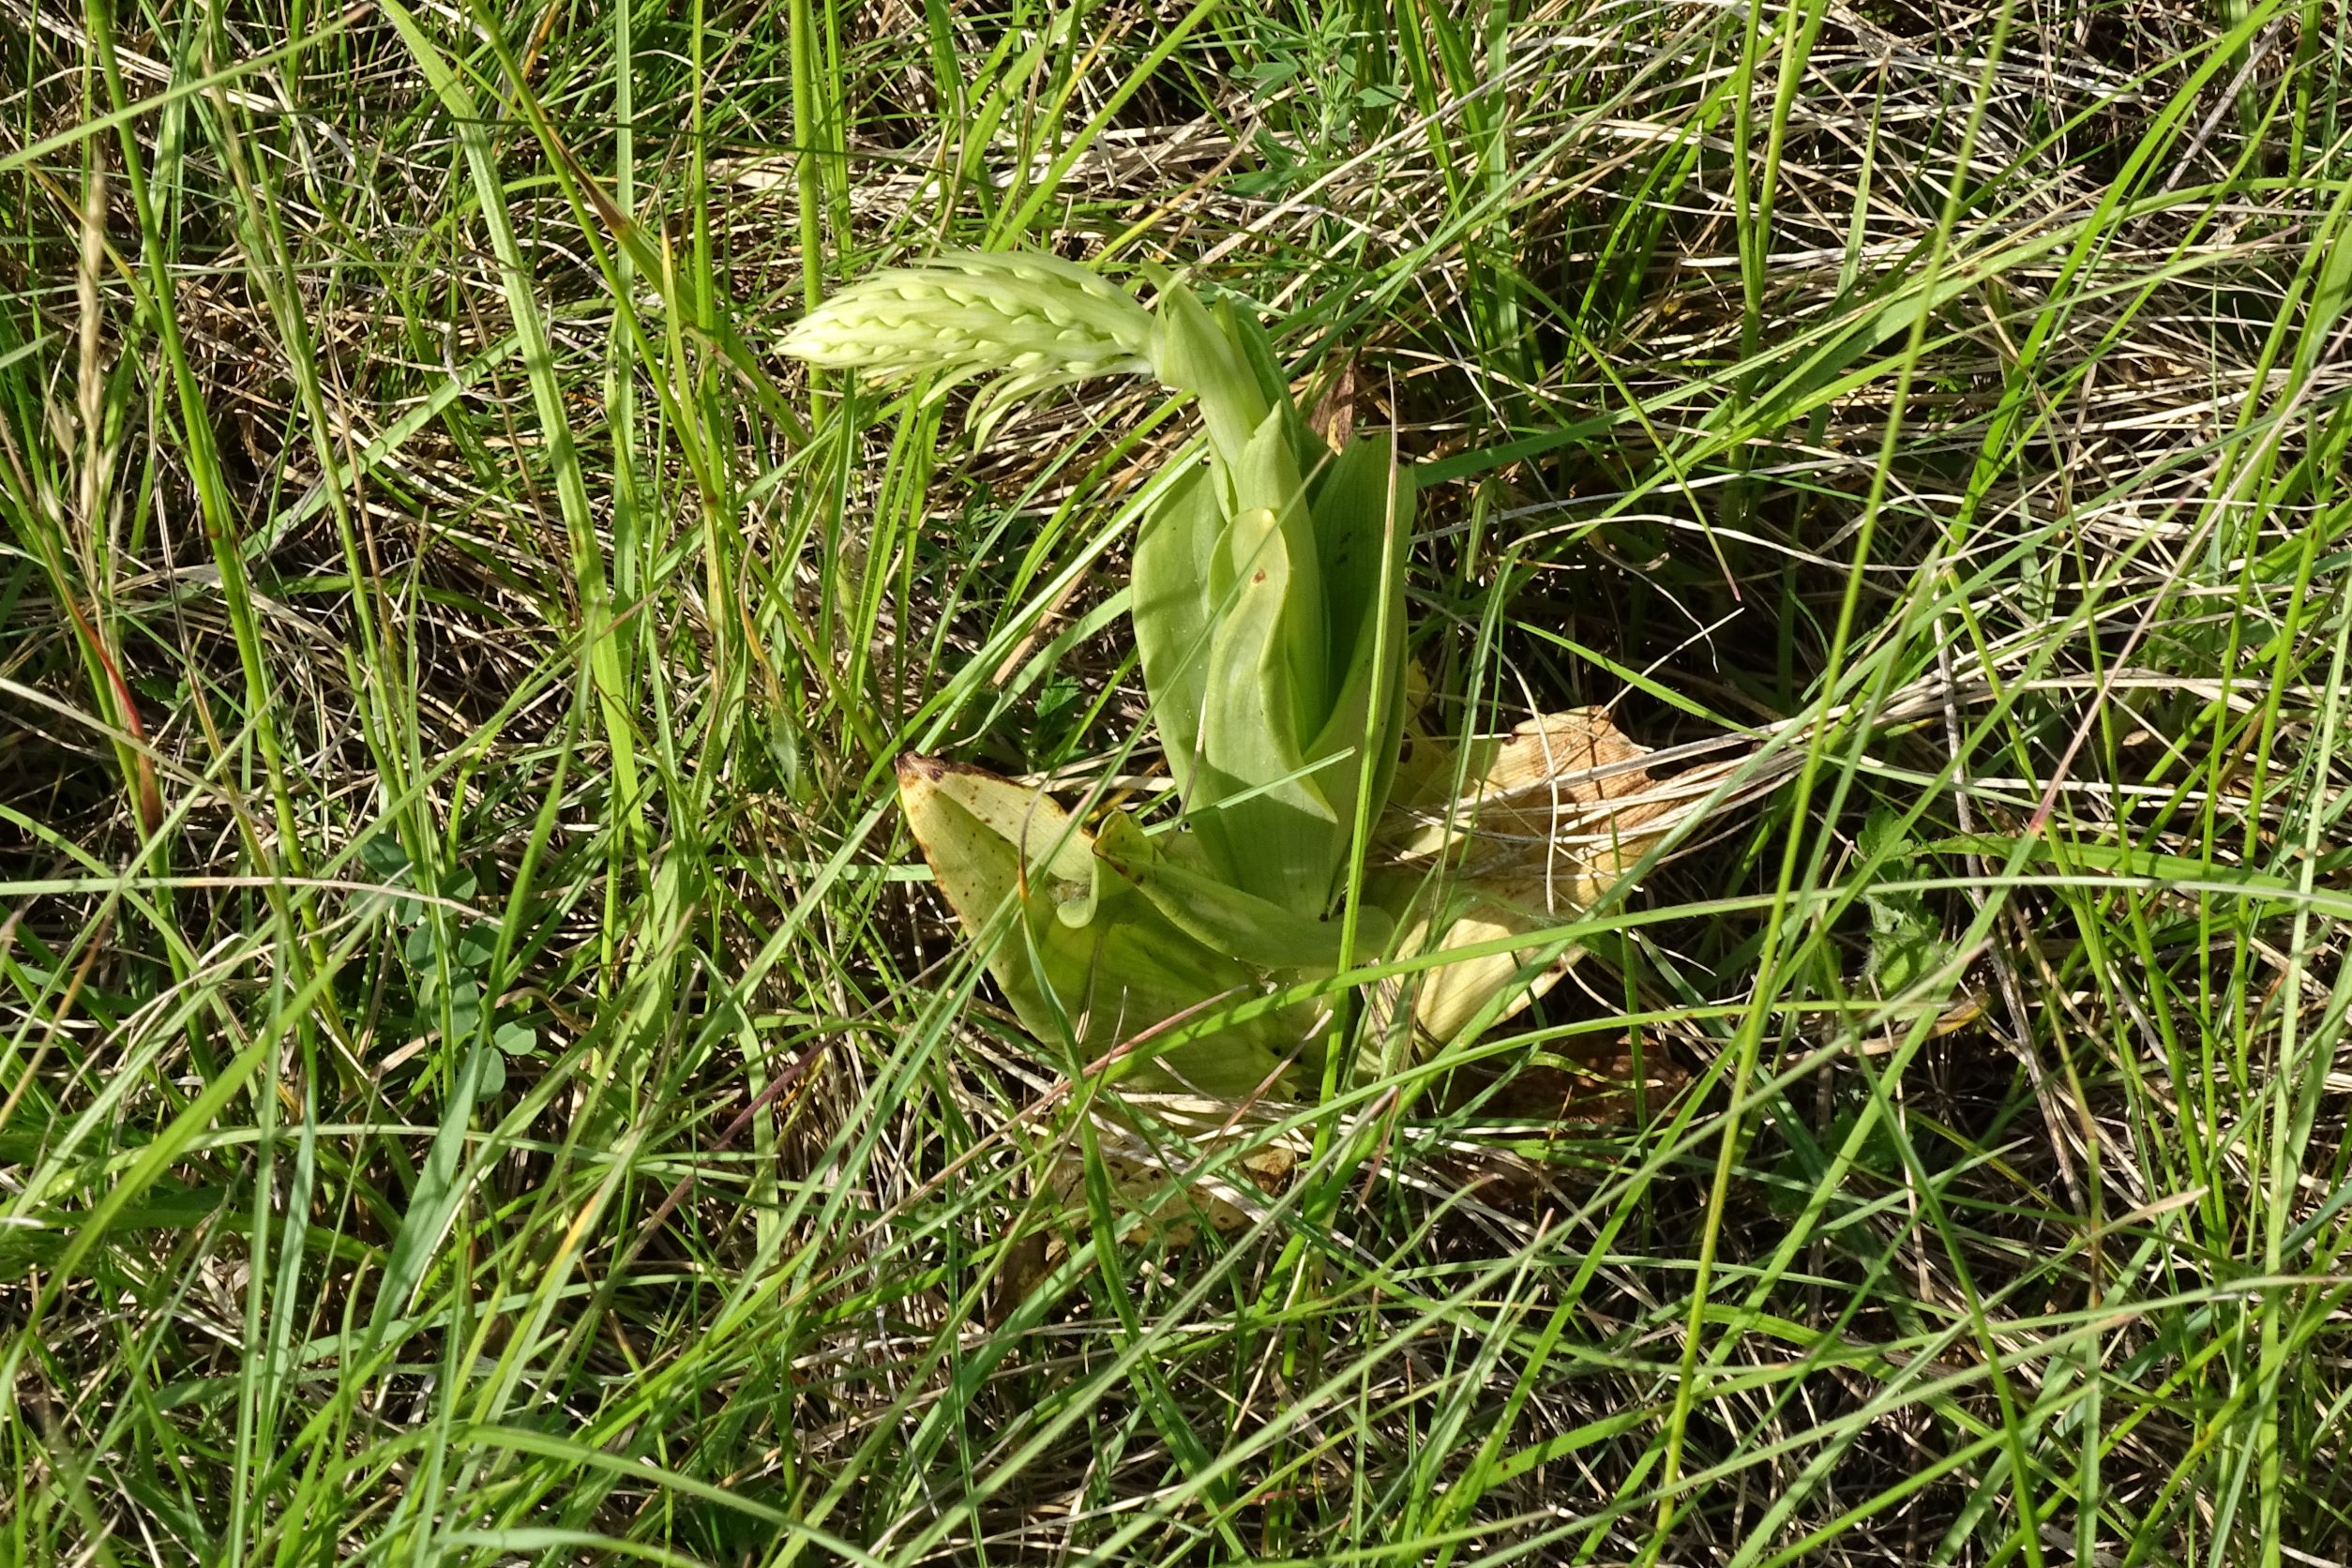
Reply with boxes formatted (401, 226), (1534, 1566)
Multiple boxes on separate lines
(1383, 706), (1684, 908)
(1371, 707), (1746, 1051)
(1306, 357), (1357, 453)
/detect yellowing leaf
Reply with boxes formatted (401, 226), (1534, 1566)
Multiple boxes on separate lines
(897, 756), (1315, 1097)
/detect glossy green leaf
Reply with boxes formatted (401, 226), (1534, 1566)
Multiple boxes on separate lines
(1132, 461), (1222, 797)
(1093, 813), (1391, 972)
(1193, 495), (1341, 915)
(1303, 431), (1412, 861)
(1139, 316), (1417, 927)
(1228, 406), (1328, 731)
(1217, 294), (1318, 460)
(897, 756), (1308, 1096)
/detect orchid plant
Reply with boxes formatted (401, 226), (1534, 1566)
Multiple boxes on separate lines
(782, 251), (1677, 1098)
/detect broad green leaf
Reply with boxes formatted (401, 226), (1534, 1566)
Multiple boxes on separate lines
(1093, 813), (1391, 971)
(897, 756), (1307, 1096)
(1229, 407), (1328, 732)
(1304, 432), (1413, 857)
(1216, 294), (1327, 482)
(1165, 401), (1357, 916)
(1193, 497), (1340, 915)
(1138, 294), (1413, 927)
(1132, 462), (1222, 796)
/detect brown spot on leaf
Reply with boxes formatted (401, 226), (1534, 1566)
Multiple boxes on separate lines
(896, 752), (945, 785)
(1308, 357), (1357, 452)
